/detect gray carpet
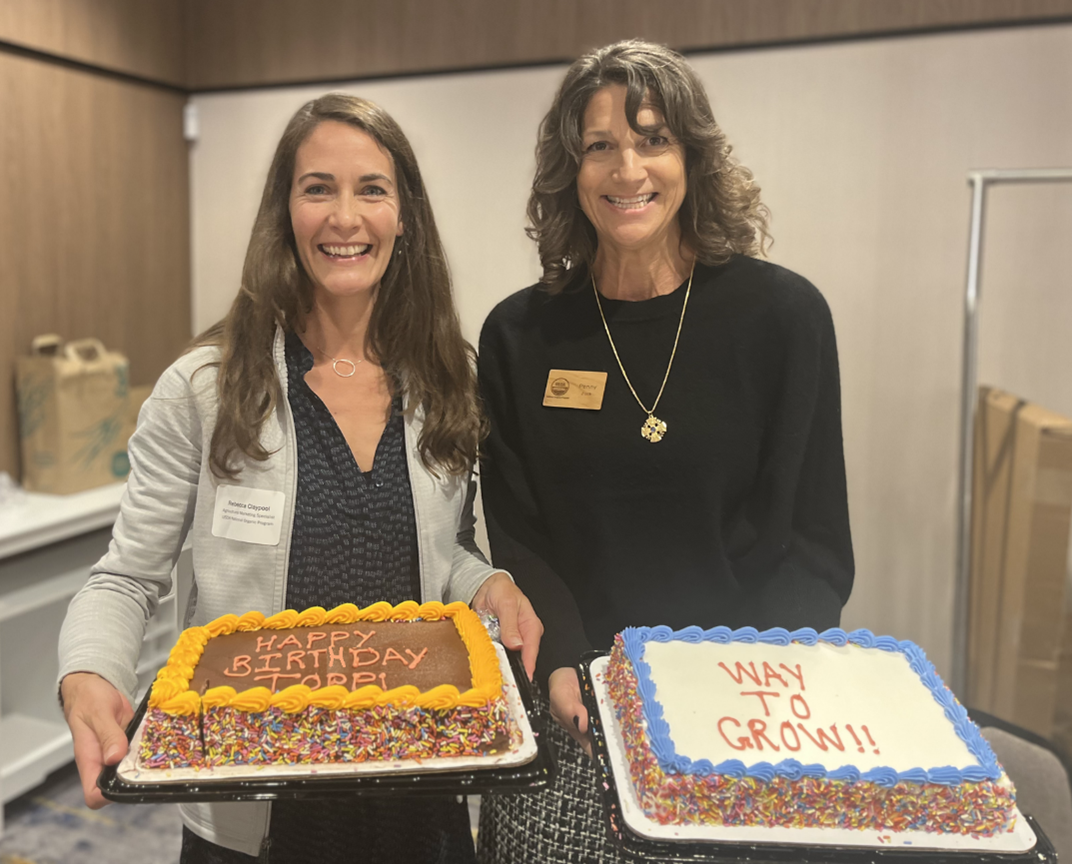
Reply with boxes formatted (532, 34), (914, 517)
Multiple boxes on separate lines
(0, 763), (183, 864)
(0, 766), (481, 864)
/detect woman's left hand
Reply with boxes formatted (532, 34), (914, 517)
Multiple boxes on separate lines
(472, 572), (543, 680)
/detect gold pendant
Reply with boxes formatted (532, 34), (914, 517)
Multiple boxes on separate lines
(641, 414), (667, 442)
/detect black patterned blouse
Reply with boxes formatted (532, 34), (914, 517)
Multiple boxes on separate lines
(283, 329), (421, 611)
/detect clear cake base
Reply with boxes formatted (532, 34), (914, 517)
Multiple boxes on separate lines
(590, 656), (1035, 853)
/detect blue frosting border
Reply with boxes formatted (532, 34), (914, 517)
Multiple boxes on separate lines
(621, 625), (1003, 788)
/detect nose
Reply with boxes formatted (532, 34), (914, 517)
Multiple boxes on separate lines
(330, 190), (363, 232)
(615, 146), (647, 183)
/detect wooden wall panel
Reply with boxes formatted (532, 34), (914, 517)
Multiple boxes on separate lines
(0, 50), (191, 480)
(0, 0), (185, 86)
(184, 0), (1072, 90)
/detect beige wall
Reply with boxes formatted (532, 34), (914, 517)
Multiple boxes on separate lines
(189, 23), (1072, 678)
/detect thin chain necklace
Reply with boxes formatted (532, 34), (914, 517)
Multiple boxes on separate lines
(592, 261), (695, 443)
(308, 340), (365, 378)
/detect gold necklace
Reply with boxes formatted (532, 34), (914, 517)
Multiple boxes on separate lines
(592, 262), (695, 443)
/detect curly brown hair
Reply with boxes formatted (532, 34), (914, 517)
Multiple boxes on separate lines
(529, 39), (771, 291)
(193, 93), (482, 479)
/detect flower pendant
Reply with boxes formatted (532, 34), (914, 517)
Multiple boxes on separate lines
(641, 415), (667, 443)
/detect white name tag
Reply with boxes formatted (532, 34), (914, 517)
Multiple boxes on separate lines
(211, 485), (285, 546)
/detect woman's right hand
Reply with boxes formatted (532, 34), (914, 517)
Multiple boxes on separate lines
(548, 666), (592, 756)
(60, 672), (133, 808)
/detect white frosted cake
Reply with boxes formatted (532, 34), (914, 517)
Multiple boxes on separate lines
(605, 626), (1016, 834)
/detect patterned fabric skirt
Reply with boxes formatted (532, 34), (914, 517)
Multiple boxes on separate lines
(181, 796), (475, 864)
(476, 698), (623, 864)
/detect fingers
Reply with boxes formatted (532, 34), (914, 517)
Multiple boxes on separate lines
(548, 667), (592, 756)
(61, 673), (130, 809)
(475, 574), (544, 681)
(515, 600), (544, 681)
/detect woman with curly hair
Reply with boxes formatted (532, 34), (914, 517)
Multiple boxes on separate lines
(58, 93), (541, 864)
(476, 40), (853, 861)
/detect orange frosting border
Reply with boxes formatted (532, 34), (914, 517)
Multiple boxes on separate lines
(148, 601), (502, 716)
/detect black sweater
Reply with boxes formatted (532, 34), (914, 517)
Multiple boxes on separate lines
(478, 256), (854, 686)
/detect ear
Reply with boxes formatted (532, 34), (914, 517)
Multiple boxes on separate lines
(396, 219), (404, 237)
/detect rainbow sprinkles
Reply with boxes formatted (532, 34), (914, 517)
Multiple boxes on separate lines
(605, 625), (1016, 835)
(140, 600), (509, 769)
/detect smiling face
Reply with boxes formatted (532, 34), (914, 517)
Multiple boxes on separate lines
(576, 85), (687, 259)
(289, 120), (403, 303)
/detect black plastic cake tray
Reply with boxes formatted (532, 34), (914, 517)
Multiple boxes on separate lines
(98, 649), (554, 803)
(578, 651), (1057, 864)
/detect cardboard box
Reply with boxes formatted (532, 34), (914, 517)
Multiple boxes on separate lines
(967, 387), (1072, 740)
(16, 335), (133, 494)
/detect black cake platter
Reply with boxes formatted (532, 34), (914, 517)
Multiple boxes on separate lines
(98, 647), (554, 802)
(578, 652), (1058, 864)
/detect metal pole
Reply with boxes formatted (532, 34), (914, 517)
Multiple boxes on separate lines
(952, 167), (1072, 696)
(953, 174), (987, 696)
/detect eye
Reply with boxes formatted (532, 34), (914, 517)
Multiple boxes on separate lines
(584, 140), (610, 154)
(644, 135), (670, 149)
(304, 183), (329, 195)
(362, 184), (388, 197)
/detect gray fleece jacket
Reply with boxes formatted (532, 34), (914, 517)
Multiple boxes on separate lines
(58, 328), (502, 856)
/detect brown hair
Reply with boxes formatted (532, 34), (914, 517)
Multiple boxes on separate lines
(529, 39), (771, 291)
(192, 93), (481, 479)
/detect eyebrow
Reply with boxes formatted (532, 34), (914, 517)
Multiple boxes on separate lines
(296, 171), (393, 185)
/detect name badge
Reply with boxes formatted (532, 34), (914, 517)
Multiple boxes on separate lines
(212, 485), (285, 546)
(542, 369), (607, 410)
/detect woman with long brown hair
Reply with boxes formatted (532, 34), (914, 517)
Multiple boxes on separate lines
(476, 40), (853, 861)
(58, 93), (541, 864)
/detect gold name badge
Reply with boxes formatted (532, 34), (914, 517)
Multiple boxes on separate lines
(542, 369), (607, 410)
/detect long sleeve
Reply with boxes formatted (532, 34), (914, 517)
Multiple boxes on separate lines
(725, 277), (854, 631)
(58, 362), (205, 704)
(479, 314), (593, 687)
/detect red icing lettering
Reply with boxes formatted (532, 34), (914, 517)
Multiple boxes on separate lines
(254, 671), (300, 691)
(255, 635), (277, 653)
(349, 647), (380, 667)
(717, 716), (752, 750)
(352, 629), (375, 647)
(790, 693), (811, 719)
(382, 647), (408, 666)
(255, 652), (283, 673)
(306, 631), (327, 649)
(276, 634), (301, 650)
(862, 724), (879, 754)
(797, 723), (845, 752)
(330, 631), (348, 648)
(718, 661), (762, 687)
(379, 672), (388, 690)
(404, 648), (428, 669)
(328, 646), (345, 667)
(846, 723), (865, 752)
(779, 720), (801, 751)
(740, 690), (780, 716)
(223, 655), (252, 677)
(352, 671), (377, 687)
(327, 673), (347, 687)
(761, 662), (788, 688)
(780, 663), (805, 690)
(301, 673), (322, 688)
(286, 650), (306, 670)
(308, 648), (327, 668)
(747, 718), (780, 751)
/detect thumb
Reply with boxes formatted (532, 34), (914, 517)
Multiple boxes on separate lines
(91, 715), (129, 766)
(495, 594), (524, 651)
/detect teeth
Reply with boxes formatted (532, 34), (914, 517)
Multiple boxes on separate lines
(606, 194), (655, 209)
(321, 244), (371, 257)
